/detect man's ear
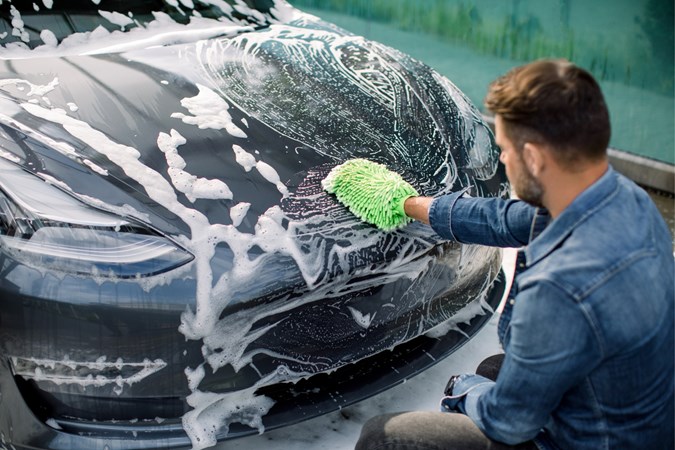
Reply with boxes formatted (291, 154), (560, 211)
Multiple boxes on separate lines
(522, 142), (546, 177)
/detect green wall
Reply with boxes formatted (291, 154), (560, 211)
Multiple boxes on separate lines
(292, 0), (674, 164)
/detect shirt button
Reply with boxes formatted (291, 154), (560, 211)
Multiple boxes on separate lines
(509, 298), (515, 305)
(518, 262), (526, 268)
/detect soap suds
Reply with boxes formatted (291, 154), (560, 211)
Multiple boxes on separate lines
(10, 5), (29, 43)
(183, 387), (275, 449)
(230, 202), (250, 227)
(347, 306), (375, 329)
(11, 355), (167, 395)
(255, 160), (288, 197)
(232, 144), (256, 172)
(157, 129), (233, 202)
(40, 29), (58, 47)
(98, 10), (134, 30)
(171, 84), (247, 138)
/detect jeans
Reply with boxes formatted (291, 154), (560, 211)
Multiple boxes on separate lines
(355, 354), (538, 450)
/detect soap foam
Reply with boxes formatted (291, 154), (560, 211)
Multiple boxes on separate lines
(158, 129), (234, 202)
(171, 84), (247, 138)
(229, 202), (250, 227)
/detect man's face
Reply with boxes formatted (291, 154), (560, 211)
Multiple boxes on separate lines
(495, 116), (545, 208)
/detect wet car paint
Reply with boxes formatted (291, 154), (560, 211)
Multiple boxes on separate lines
(0, 2), (508, 449)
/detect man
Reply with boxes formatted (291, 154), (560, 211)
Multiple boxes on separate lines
(355, 59), (674, 449)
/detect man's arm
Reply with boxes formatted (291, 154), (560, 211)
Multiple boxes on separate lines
(405, 192), (536, 248)
(445, 281), (602, 444)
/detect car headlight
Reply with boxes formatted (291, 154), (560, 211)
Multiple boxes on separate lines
(0, 157), (193, 278)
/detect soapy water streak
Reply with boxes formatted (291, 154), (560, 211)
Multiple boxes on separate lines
(0, 0), (297, 57)
(10, 355), (167, 396)
(1, 19), (502, 450)
(5, 82), (276, 448)
(195, 16), (498, 184)
(195, 21), (495, 192)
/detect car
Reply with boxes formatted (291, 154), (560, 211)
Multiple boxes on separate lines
(0, 1), (508, 449)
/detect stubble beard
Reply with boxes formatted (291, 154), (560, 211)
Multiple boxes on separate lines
(514, 161), (545, 208)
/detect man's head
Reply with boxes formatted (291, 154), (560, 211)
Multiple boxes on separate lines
(485, 59), (611, 208)
(485, 59), (611, 168)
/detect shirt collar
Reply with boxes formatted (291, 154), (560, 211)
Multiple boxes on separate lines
(525, 166), (618, 266)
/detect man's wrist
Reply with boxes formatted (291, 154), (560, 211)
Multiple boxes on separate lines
(404, 196), (433, 224)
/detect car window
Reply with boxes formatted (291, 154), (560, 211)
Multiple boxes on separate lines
(0, 0), (279, 50)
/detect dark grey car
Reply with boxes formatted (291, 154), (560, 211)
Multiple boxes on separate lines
(0, 1), (507, 449)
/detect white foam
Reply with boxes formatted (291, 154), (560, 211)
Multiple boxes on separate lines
(347, 306), (375, 329)
(232, 144), (256, 172)
(0, 76), (59, 97)
(229, 202), (250, 227)
(171, 84), (247, 138)
(98, 10), (134, 30)
(0, 13), (251, 59)
(45, 418), (62, 430)
(11, 355), (167, 395)
(0, 149), (20, 163)
(158, 129), (233, 202)
(82, 159), (108, 175)
(185, 364), (205, 391)
(183, 388), (275, 449)
(40, 29), (58, 47)
(230, 145), (287, 196)
(9, 5), (29, 43)
(255, 160), (288, 197)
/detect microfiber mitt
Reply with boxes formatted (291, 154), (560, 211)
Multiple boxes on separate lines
(322, 158), (419, 231)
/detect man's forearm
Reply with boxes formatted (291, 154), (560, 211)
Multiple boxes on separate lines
(405, 193), (535, 247)
(404, 196), (433, 224)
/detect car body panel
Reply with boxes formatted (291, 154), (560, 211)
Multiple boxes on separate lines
(0, 2), (508, 449)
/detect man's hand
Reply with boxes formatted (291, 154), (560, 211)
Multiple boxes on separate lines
(440, 374), (463, 413)
(322, 159), (419, 231)
(404, 196), (434, 224)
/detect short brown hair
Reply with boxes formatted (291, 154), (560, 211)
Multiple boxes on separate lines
(485, 59), (610, 168)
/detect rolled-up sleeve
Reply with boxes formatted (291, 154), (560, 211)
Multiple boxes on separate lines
(429, 193), (535, 247)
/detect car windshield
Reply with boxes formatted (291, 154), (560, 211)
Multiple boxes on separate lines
(0, 0), (282, 51)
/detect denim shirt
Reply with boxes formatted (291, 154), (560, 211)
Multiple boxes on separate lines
(430, 167), (674, 450)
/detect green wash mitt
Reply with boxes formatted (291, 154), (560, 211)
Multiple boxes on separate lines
(322, 158), (418, 231)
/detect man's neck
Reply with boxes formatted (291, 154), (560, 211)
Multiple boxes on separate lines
(542, 159), (609, 219)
